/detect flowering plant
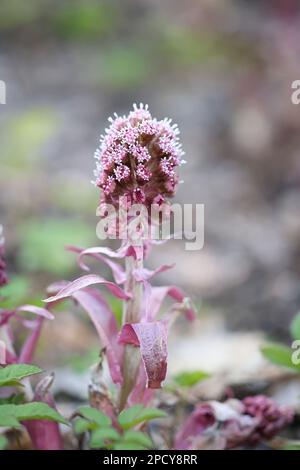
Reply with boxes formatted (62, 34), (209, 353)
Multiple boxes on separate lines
(45, 104), (196, 416)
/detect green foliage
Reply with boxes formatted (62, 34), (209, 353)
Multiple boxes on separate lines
(0, 364), (42, 387)
(89, 427), (120, 449)
(66, 348), (100, 374)
(261, 343), (300, 372)
(0, 276), (30, 309)
(0, 434), (8, 450)
(282, 440), (300, 450)
(0, 402), (67, 428)
(1, 109), (57, 173)
(77, 406), (111, 427)
(73, 404), (163, 450)
(290, 312), (300, 340)
(108, 297), (123, 328)
(173, 370), (210, 387)
(118, 404), (167, 430)
(53, 2), (117, 40)
(100, 46), (151, 90)
(0, 394), (24, 405)
(50, 176), (96, 214)
(0, 0), (45, 30)
(19, 218), (95, 275)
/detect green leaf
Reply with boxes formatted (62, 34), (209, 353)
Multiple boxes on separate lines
(0, 403), (67, 427)
(0, 412), (21, 428)
(282, 440), (300, 450)
(290, 313), (300, 341)
(173, 370), (210, 387)
(0, 435), (8, 450)
(0, 364), (42, 387)
(118, 405), (167, 430)
(261, 343), (300, 372)
(90, 427), (120, 449)
(66, 348), (99, 374)
(122, 430), (153, 448)
(73, 418), (93, 435)
(78, 406), (111, 427)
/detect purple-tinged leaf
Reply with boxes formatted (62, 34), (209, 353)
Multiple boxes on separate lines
(174, 404), (216, 450)
(18, 318), (44, 364)
(133, 264), (175, 282)
(44, 274), (130, 303)
(149, 286), (196, 322)
(17, 305), (54, 320)
(119, 322), (167, 389)
(66, 245), (126, 285)
(77, 245), (129, 261)
(72, 288), (123, 384)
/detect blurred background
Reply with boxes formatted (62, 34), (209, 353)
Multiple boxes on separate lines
(1, 0), (300, 391)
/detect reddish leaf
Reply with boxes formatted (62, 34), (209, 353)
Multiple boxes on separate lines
(119, 322), (167, 389)
(149, 286), (196, 321)
(66, 245), (126, 285)
(72, 288), (123, 384)
(44, 274), (130, 303)
(133, 264), (175, 282)
(17, 305), (54, 320)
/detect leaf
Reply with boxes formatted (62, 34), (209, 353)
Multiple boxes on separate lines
(119, 322), (168, 388)
(290, 313), (300, 340)
(149, 286), (196, 321)
(122, 430), (153, 448)
(173, 370), (210, 387)
(0, 394), (24, 405)
(67, 245), (126, 285)
(90, 427), (120, 448)
(118, 404), (167, 430)
(261, 343), (300, 372)
(73, 418), (93, 434)
(282, 440), (300, 450)
(0, 403), (67, 427)
(17, 304), (54, 320)
(78, 406), (112, 427)
(133, 264), (175, 282)
(72, 289), (123, 384)
(44, 274), (130, 302)
(0, 412), (20, 428)
(0, 435), (8, 449)
(0, 364), (42, 387)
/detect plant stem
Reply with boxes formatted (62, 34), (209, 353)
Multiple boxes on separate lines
(118, 237), (143, 410)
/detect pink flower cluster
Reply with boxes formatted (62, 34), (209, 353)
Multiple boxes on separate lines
(93, 103), (185, 207)
(175, 396), (294, 450)
(242, 395), (294, 444)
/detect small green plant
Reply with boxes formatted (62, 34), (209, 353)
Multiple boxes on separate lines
(261, 312), (300, 372)
(73, 404), (167, 450)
